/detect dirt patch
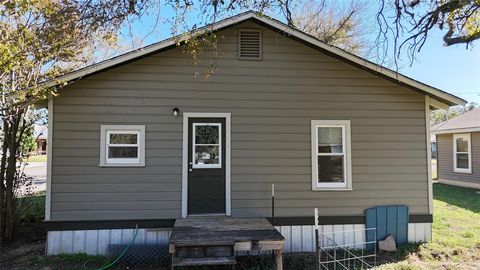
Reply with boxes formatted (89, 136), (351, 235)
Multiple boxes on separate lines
(1, 241), (45, 269)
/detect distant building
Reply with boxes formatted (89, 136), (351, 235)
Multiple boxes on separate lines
(431, 109), (480, 189)
(34, 124), (47, 155)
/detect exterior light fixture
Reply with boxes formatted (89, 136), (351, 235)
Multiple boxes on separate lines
(173, 107), (179, 116)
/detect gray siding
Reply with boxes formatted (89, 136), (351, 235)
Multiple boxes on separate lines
(437, 132), (480, 183)
(51, 21), (429, 221)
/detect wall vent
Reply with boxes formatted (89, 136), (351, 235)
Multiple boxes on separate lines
(238, 29), (262, 60)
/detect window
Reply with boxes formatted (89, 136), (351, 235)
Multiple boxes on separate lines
(453, 134), (471, 173)
(100, 125), (145, 166)
(311, 120), (352, 190)
(193, 123), (221, 168)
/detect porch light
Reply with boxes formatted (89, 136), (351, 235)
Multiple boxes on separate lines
(173, 107), (179, 117)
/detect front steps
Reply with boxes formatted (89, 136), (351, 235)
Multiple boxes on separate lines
(168, 217), (285, 269)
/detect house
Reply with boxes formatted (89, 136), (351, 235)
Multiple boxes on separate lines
(33, 124), (48, 155)
(431, 109), (480, 189)
(43, 12), (465, 256)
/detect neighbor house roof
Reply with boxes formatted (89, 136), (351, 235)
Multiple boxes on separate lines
(45, 11), (466, 107)
(431, 108), (480, 134)
(34, 124), (48, 140)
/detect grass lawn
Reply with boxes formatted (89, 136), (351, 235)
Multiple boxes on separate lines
(377, 183), (480, 269)
(26, 155), (47, 162)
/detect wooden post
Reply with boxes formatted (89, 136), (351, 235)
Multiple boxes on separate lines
(271, 184), (275, 226)
(171, 248), (175, 270)
(274, 249), (283, 270)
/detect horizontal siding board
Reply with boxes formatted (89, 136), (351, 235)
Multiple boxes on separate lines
(52, 210), (179, 221)
(62, 83), (417, 95)
(55, 97), (424, 111)
(231, 182), (428, 192)
(54, 109), (425, 120)
(51, 21), (429, 221)
(52, 183), (181, 193)
(232, 174), (427, 182)
(232, 190), (427, 200)
(108, 68), (382, 79)
(53, 192), (181, 202)
(52, 201), (180, 211)
(232, 207), (429, 217)
(52, 174), (180, 183)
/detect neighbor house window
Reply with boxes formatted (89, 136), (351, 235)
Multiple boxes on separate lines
(311, 120), (352, 190)
(453, 134), (471, 173)
(100, 125), (145, 166)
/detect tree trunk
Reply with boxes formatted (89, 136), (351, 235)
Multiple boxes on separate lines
(4, 113), (21, 241)
(4, 153), (16, 240)
(0, 119), (9, 243)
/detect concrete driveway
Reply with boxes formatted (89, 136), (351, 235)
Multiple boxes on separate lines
(22, 161), (46, 194)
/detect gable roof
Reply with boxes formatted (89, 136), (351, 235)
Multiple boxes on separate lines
(431, 108), (480, 134)
(46, 11), (466, 106)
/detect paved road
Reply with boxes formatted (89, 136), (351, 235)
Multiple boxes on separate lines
(22, 161), (46, 194)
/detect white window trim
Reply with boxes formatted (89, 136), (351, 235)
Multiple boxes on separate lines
(100, 125), (145, 167)
(311, 120), (352, 191)
(192, 123), (222, 169)
(453, 133), (472, 174)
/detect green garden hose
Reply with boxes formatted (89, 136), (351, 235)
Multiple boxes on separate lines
(84, 225), (139, 270)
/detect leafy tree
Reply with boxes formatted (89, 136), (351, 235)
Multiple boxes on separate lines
(0, 0), (143, 243)
(430, 102), (479, 126)
(292, 0), (371, 54)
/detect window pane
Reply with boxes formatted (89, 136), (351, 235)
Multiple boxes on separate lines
(195, 125), (219, 144)
(195, 146), (219, 165)
(110, 134), (137, 144)
(318, 155), (344, 183)
(456, 137), (468, 152)
(108, 147), (138, 158)
(456, 154), (469, 169)
(318, 127), (342, 153)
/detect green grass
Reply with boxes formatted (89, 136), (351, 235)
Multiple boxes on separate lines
(377, 183), (480, 269)
(432, 183), (480, 247)
(26, 155), (47, 162)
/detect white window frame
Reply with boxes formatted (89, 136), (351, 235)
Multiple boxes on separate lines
(192, 123), (222, 169)
(453, 133), (472, 174)
(311, 120), (352, 191)
(100, 125), (145, 167)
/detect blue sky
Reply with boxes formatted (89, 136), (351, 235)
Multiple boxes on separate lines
(119, 5), (480, 104)
(397, 30), (480, 104)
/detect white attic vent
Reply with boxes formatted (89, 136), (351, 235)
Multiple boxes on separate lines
(238, 29), (262, 60)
